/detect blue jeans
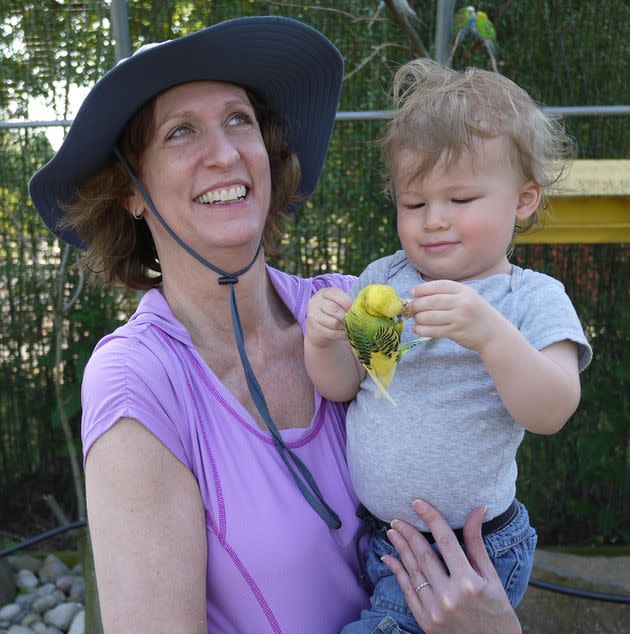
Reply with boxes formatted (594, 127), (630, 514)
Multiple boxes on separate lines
(341, 500), (537, 634)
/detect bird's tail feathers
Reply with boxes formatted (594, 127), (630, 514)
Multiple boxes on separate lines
(398, 336), (431, 359)
(368, 372), (397, 406)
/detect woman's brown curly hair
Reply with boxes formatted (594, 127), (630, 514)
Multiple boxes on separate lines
(62, 86), (301, 290)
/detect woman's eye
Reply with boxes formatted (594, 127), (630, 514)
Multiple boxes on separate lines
(228, 112), (253, 126)
(168, 125), (193, 140)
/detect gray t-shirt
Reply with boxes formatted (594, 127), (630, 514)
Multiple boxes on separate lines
(346, 250), (592, 531)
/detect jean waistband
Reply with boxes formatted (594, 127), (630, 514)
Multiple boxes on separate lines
(358, 499), (519, 546)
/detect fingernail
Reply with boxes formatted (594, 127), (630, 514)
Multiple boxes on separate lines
(387, 529), (396, 541)
(482, 505), (488, 519)
(413, 499), (428, 513)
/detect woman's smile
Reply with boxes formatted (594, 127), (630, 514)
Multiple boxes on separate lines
(194, 183), (248, 205)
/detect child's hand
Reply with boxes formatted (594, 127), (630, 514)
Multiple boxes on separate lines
(407, 280), (506, 352)
(306, 288), (353, 348)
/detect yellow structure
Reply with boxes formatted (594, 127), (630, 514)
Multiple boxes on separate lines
(517, 160), (630, 244)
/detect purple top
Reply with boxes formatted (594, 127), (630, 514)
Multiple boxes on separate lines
(81, 267), (368, 633)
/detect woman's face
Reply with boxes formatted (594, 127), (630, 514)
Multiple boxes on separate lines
(131, 80), (271, 269)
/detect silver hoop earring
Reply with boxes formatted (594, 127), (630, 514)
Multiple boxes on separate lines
(131, 208), (143, 220)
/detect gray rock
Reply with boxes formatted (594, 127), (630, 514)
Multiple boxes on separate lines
(53, 576), (75, 595)
(15, 571), (38, 592)
(43, 603), (82, 631)
(14, 595), (35, 611)
(7, 557), (40, 575)
(37, 558), (68, 585)
(43, 628), (63, 634)
(31, 624), (46, 634)
(33, 585), (55, 599)
(18, 614), (39, 628)
(7, 626), (35, 634)
(68, 579), (84, 603)
(67, 610), (84, 634)
(0, 560), (16, 606)
(31, 596), (58, 615)
(0, 604), (20, 623)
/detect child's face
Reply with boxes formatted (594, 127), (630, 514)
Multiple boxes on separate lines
(394, 136), (540, 282)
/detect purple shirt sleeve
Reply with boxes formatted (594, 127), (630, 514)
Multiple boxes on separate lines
(81, 331), (190, 467)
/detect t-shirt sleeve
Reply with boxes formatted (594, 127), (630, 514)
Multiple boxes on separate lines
(349, 260), (387, 299)
(514, 273), (593, 372)
(81, 334), (190, 468)
(311, 272), (357, 295)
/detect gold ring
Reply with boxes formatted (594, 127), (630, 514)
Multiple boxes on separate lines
(415, 581), (431, 594)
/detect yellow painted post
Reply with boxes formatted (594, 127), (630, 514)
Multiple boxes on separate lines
(516, 160), (630, 244)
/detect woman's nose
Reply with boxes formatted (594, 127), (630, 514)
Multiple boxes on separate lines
(202, 131), (240, 169)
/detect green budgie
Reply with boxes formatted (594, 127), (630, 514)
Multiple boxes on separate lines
(343, 284), (429, 406)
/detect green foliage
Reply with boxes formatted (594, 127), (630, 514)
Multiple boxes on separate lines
(0, 0), (629, 546)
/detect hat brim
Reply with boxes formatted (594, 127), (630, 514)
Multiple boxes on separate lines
(29, 16), (343, 249)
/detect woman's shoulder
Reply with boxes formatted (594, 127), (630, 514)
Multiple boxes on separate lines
(267, 265), (356, 296)
(83, 291), (192, 400)
(81, 301), (193, 468)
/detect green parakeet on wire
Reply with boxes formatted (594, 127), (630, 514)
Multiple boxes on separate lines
(450, 6), (499, 72)
(343, 284), (429, 406)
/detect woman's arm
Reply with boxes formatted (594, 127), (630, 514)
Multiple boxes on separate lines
(382, 500), (522, 634)
(86, 418), (208, 634)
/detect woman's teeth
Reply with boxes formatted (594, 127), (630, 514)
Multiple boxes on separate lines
(196, 185), (246, 204)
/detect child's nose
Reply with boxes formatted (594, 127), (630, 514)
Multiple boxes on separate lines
(423, 205), (449, 231)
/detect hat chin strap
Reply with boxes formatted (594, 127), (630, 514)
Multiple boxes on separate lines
(114, 147), (341, 530)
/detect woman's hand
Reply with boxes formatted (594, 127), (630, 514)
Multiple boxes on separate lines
(382, 500), (522, 634)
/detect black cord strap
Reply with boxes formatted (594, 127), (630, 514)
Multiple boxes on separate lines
(115, 148), (341, 529)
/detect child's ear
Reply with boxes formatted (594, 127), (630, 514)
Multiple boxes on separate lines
(516, 180), (542, 220)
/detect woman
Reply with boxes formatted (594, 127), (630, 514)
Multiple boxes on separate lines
(30, 16), (522, 634)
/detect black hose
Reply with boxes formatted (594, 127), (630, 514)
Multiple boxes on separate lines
(528, 577), (630, 604)
(2, 523), (630, 605)
(0, 520), (86, 558)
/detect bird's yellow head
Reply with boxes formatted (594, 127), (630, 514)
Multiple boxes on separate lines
(358, 284), (404, 319)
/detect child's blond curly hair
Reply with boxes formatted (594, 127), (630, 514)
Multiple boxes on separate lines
(381, 59), (576, 232)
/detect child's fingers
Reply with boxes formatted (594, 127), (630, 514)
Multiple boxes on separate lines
(411, 279), (461, 297)
(320, 287), (353, 311)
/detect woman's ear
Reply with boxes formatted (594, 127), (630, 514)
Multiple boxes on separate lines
(516, 180), (542, 220)
(125, 189), (144, 219)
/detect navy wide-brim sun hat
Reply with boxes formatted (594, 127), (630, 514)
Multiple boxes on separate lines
(29, 16), (344, 250)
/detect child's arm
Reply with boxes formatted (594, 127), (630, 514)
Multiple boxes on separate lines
(410, 280), (581, 434)
(304, 288), (366, 402)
